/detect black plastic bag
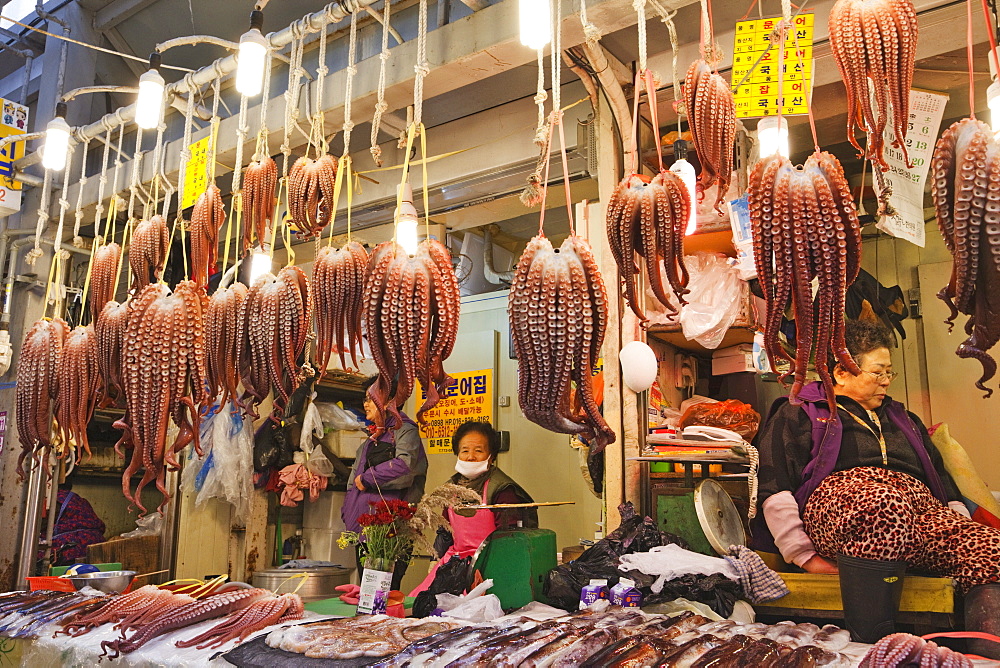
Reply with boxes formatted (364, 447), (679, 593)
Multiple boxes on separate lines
(543, 502), (688, 611)
(643, 573), (741, 618)
(412, 556), (472, 618)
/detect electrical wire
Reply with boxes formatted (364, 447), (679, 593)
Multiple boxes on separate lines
(0, 14), (195, 72)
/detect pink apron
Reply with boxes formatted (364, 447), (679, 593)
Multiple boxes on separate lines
(409, 480), (496, 597)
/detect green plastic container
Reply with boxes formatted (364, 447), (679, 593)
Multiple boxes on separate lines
(474, 528), (557, 610)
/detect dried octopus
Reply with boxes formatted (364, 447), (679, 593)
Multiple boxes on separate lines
(748, 151), (862, 412)
(242, 155), (278, 252)
(205, 282), (249, 408)
(241, 265), (311, 419)
(129, 215), (169, 292)
(829, 0), (918, 170)
(190, 184), (226, 287)
(288, 154), (338, 238)
(684, 59), (737, 210)
(606, 170), (691, 322)
(101, 588), (268, 658)
(931, 118), (1000, 396)
(175, 592), (303, 650)
(89, 242), (121, 322)
(15, 317), (69, 478)
(95, 300), (128, 407)
(115, 281), (207, 512)
(860, 633), (972, 667)
(53, 325), (100, 462)
(508, 234), (616, 451)
(363, 240), (460, 432)
(312, 242), (369, 377)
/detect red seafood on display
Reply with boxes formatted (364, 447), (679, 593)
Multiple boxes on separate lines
(313, 241), (370, 376)
(88, 242), (121, 323)
(115, 281), (207, 512)
(241, 155), (278, 252)
(508, 234), (616, 452)
(175, 592), (303, 649)
(931, 118), (1000, 397)
(860, 633), (973, 668)
(241, 265), (311, 419)
(829, 0), (918, 170)
(95, 300), (128, 407)
(53, 325), (101, 462)
(129, 215), (169, 292)
(15, 317), (69, 478)
(289, 154), (338, 238)
(684, 59), (737, 211)
(205, 282), (249, 408)
(363, 240), (461, 433)
(606, 170), (691, 322)
(190, 184), (226, 287)
(58, 585), (171, 637)
(748, 151), (863, 413)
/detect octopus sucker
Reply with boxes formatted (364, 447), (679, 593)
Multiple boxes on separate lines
(312, 242), (369, 378)
(89, 243), (121, 323)
(205, 283), (249, 408)
(53, 325), (101, 462)
(288, 155), (338, 238)
(128, 215), (169, 293)
(684, 59), (736, 211)
(748, 151), (861, 411)
(190, 184), (225, 288)
(241, 156), (277, 253)
(15, 317), (69, 478)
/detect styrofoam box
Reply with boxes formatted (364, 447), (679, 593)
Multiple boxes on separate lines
(321, 429), (368, 459)
(304, 490), (349, 530)
(712, 343), (756, 375)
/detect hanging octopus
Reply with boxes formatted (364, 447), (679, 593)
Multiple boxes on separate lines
(748, 151), (863, 413)
(242, 156), (277, 253)
(174, 593), (303, 650)
(312, 242), (369, 377)
(930, 118), (1000, 397)
(95, 300), (128, 407)
(684, 59), (737, 211)
(205, 282), (249, 408)
(190, 184), (226, 287)
(53, 324), (101, 462)
(288, 155), (338, 238)
(15, 317), (69, 478)
(115, 281), (207, 512)
(240, 266), (311, 420)
(829, 0), (918, 170)
(606, 170), (691, 322)
(129, 215), (169, 292)
(89, 243), (121, 323)
(363, 240), (461, 432)
(508, 234), (616, 452)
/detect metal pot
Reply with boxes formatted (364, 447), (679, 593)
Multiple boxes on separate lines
(251, 566), (353, 602)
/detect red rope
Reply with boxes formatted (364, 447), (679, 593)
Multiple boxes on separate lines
(979, 0), (1000, 81)
(969, 0), (977, 119)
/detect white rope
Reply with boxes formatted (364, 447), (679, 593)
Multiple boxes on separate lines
(26, 168), (52, 266)
(175, 73), (198, 215)
(281, 25), (306, 175)
(232, 93), (250, 193)
(93, 123), (112, 229)
(126, 127), (144, 221)
(253, 54), (273, 162)
(579, 0), (602, 46)
(314, 19), (329, 152)
(745, 442), (759, 520)
(72, 139), (89, 246)
(532, 49), (548, 147)
(649, 0), (682, 126)
(550, 0), (562, 113)
(208, 76), (222, 184)
(780, 0), (791, 21)
(634, 0), (647, 73)
(110, 122), (125, 212)
(342, 10), (359, 155)
(53, 142), (75, 265)
(412, 0), (429, 128)
(370, 0), (392, 166)
(158, 120), (176, 219)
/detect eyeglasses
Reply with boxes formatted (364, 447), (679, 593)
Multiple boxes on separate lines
(864, 369), (898, 382)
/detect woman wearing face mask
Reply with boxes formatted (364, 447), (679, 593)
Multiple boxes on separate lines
(409, 420), (536, 597)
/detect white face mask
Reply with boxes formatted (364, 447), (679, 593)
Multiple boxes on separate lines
(455, 458), (490, 479)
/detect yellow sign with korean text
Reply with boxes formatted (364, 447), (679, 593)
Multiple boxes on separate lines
(416, 369), (494, 454)
(181, 121), (218, 210)
(732, 11), (814, 118)
(0, 98), (29, 217)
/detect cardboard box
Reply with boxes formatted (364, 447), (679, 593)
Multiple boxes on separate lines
(712, 343), (755, 375)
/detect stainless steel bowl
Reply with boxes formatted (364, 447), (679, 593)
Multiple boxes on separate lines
(65, 570), (136, 594)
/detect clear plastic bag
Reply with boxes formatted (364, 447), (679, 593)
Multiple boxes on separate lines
(315, 401), (366, 431)
(301, 401), (334, 477)
(679, 253), (748, 349)
(120, 512), (162, 538)
(180, 402), (254, 523)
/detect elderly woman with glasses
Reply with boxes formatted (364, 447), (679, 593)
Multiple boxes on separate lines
(756, 320), (1000, 647)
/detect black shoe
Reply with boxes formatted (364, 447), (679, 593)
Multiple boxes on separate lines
(965, 583), (1000, 659)
(838, 555), (907, 644)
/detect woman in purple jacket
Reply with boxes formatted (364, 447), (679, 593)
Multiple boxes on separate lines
(341, 376), (428, 590)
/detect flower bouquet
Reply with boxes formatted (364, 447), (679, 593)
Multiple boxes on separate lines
(339, 499), (416, 614)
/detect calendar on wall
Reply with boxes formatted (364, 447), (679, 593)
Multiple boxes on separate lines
(875, 89), (950, 247)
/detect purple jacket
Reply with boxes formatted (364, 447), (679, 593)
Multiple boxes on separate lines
(341, 418), (428, 532)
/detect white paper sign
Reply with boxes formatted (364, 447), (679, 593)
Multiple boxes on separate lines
(874, 89), (949, 247)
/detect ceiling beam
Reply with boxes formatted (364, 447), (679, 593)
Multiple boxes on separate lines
(99, 25), (144, 78)
(93, 0), (159, 32)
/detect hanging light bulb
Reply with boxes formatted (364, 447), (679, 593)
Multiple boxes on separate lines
(42, 102), (71, 172)
(757, 116), (790, 158)
(519, 0), (551, 50)
(136, 53), (165, 130)
(249, 250), (272, 283)
(395, 183), (421, 255)
(670, 140), (699, 236)
(237, 11), (269, 97)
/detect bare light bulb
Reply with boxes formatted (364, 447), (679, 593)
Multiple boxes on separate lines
(395, 183), (421, 255)
(250, 250), (272, 283)
(237, 13), (268, 97)
(42, 112), (71, 172)
(519, 0), (551, 50)
(757, 116), (790, 158)
(136, 60), (165, 130)
(670, 147), (698, 236)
